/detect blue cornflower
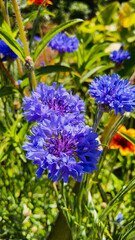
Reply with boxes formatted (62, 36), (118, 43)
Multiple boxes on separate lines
(34, 35), (41, 42)
(48, 32), (79, 53)
(18, 80), (22, 85)
(23, 114), (101, 182)
(0, 38), (23, 61)
(116, 212), (123, 223)
(22, 82), (85, 123)
(110, 49), (130, 63)
(40, 61), (45, 66)
(89, 74), (135, 115)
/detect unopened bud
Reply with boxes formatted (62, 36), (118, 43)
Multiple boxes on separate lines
(24, 56), (34, 72)
(14, 101), (20, 110)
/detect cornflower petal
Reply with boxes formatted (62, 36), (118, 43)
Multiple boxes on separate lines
(48, 32), (79, 53)
(110, 49), (130, 63)
(22, 82), (85, 124)
(89, 73), (135, 115)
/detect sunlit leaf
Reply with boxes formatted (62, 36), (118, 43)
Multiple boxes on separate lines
(0, 28), (25, 62)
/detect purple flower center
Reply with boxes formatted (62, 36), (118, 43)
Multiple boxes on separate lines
(45, 98), (68, 114)
(45, 134), (78, 157)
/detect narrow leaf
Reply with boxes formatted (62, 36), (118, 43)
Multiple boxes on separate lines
(20, 65), (72, 88)
(80, 64), (114, 83)
(99, 176), (135, 220)
(0, 28), (25, 62)
(36, 65), (72, 77)
(85, 52), (109, 69)
(118, 131), (135, 145)
(0, 86), (16, 97)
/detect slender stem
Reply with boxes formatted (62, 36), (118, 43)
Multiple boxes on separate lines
(0, 60), (19, 89)
(0, 0), (10, 26)
(29, 0), (47, 50)
(16, 58), (30, 95)
(11, 0), (29, 57)
(61, 181), (70, 224)
(11, 0), (37, 90)
(93, 110), (103, 132)
(16, 58), (23, 76)
(28, 72), (33, 91)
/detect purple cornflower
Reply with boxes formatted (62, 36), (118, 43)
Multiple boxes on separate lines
(23, 114), (101, 182)
(48, 32), (79, 53)
(0, 38), (23, 61)
(22, 82), (85, 123)
(89, 74), (135, 115)
(110, 48), (130, 63)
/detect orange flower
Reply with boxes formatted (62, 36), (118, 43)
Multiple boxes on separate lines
(27, 0), (53, 6)
(109, 126), (135, 156)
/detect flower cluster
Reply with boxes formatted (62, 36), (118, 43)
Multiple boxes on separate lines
(110, 48), (130, 63)
(23, 115), (101, 182)
(0, 39), (23, 61)
(48, 32), (79, 53)
(27, 0), (53, 6)
(23, 83), (101, 182)
(89, 73), (135, 115)
(22, 82), (85, 123)
(109, 125), (135, 156)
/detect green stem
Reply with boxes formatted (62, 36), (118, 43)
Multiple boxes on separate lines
(29, 0), (47, 51)
(93, 110), (103, 132)
(11, 0), (37, 90)
(0, 0), (10, 26)
(61, 181), (70, 224)
(28, 72), (33, 91)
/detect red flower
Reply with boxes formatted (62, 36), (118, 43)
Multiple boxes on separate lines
(27, 0), (53, 6)
(109, 126), (135, 156)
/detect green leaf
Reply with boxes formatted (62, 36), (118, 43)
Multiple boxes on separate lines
(118, 221), (135, 240)
(0, 28), (25, 62)
(80, 64), (114, 83)
(85, 43), (108, 63)
(35, 65), (72, 78)
(18, 122), (29, 142)
(121, 227), (135, 240)
(85, 52), (109, 69)
(97, 2), (120, 25)
(23, 9), (55, 26)
(0, 86), (16, 97)
(46, 210), (73, 240)
(99, 176), (135, 220)
(20, 65), (72, 88)
(33, 19), (83, 62)
(118, 131), (135, 145)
